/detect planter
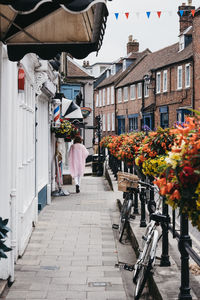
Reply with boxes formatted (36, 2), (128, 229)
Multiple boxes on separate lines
(55, 132), (67, 138)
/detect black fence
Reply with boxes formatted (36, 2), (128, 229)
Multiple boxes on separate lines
(107, 152), (200, 300)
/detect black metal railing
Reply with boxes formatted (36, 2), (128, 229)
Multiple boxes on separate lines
(107, 153), (200, 300)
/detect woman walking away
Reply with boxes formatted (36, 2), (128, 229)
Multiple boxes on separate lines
(69, 135), (89, 193)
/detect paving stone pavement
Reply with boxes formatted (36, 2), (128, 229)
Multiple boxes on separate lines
(2, 175), (132, 300)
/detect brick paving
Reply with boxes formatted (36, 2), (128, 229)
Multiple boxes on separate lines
(2, 176), (130, 300)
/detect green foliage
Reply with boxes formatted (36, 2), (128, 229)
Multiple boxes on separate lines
(0, 217), (12, 259)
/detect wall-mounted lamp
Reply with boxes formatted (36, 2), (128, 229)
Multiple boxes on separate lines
(143, 73), (155, 93)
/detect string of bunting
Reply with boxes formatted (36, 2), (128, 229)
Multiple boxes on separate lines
(114, 9), (196, 20)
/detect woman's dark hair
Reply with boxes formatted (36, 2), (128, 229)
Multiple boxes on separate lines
(74, 135), (82, 144)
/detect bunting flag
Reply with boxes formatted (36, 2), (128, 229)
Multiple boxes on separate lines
(191, 9), (195, 17)
(125, 12), (129, 19)
(146, 11), (151, 18)
(157, 11), (161, 18)
(179, 10), (184, 17)
(112, 9), (196, 20)
(115, 12), (119, 20)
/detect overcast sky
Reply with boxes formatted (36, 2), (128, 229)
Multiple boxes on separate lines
(76, 0), (199, 66)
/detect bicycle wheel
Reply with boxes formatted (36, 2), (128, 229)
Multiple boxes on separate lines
(119, 197), (132, 243)
(134, 238), (154, 299)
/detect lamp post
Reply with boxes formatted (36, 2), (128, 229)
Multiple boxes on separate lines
(95, 115), (103, 176)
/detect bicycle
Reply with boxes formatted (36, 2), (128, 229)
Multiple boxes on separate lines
(132, 181), (170, 300)
(118, 187), (138, 243)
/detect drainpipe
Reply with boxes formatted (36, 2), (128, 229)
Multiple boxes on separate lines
(141, 80), (144, 130)
(114, 85), (117, 134)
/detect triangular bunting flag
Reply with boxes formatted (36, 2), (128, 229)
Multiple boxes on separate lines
(179, 10), (184, 17)
(157, 11), (161, 18)
(125, 12), (129, 19)
(115, 13), (119, 20)
(146, 11), (151, 19)
(191, 9), (195, 17)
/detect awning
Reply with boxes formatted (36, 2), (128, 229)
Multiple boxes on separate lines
(0, 0), (108, 61)
(62, 97), (83, 123)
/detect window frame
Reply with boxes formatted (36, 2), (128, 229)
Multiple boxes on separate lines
(112, 112), (115, 131)
(185, 63), (190, 88)
(103, 88), (105, 106)
(123, 86), (128, 102)
(107, 113), (110, 131)
(156, 72), (161, 94)
(96, 93), (99, 107)
(130, 84), (136, 100)
(144, 82), (149, 98)
(163, 70), (168, 92)
(137, 83), (142, 99)
(177, 66), (183, 90)
(111, 86), (114, 104)
(117, 88), (122, 103)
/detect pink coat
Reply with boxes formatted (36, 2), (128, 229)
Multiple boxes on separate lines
(69, 143), (89, 177)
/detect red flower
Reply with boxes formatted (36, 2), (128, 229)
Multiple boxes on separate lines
(179, 166), (198, 185)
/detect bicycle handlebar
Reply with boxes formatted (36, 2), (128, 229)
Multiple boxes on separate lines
(138, 181), (155, 189)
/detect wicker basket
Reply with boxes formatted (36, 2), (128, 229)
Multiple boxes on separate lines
(117, 171), (139, 192)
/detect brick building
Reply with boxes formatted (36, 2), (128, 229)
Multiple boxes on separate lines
(94, 2), (200, 136)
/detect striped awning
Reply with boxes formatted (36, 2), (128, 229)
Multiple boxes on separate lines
(0, 0), (108, 61)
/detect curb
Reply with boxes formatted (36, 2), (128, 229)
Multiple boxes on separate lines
(0, 280), (7, 297)
(105, 165), (199, 300)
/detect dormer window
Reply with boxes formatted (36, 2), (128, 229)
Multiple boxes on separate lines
(106, 69), (110, 78)
(123, 60), (126, 71)
(179, 26), (192, 52)
(111, 64), (116, 75)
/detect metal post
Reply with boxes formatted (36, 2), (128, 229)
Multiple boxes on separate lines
(160, 196), (170, 266)
(140, 187), (147, 227)
(133, 190), (139, 214)
(124, 162), (128, 172)
(178, 213), (192, 300)
(129, 165), (133, 174)
(96, 115), (103, 176)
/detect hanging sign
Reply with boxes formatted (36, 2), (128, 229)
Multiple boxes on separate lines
(18, 68), (25, 92)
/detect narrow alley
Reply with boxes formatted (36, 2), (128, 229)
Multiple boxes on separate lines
(1, 175), (145, 300)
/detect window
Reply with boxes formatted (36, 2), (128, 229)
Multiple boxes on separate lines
(107, 113), (110, 131)
(160, 106), (169, 129)
(156, 72), (161, 93)
(185, 64), (190, 88)
(111, 86), (114, 104)
(103, 89), (105, 106)
(107, 87), (110, 105)
(177, 109), (192, 124)
(144, 82), (149, 97)
(137, 83), (142, 99)
(130, 85), (136, 100)
(106, 70), (110, 78)
(129, 117), (138, 131)
(102, 114), (106, 131)
(95, 94), (98, 107)
(177, 66), (183, 90)
(111, 64), (116, 75)
(112, 112), (115, 131)
(163, 70), (167, 92)
(123, 60), (126, 71)
(117, 88), (122, 103)
(124, 87), (128, 102)
(99, 90), (102, 106)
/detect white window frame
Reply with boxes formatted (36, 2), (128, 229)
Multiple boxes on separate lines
(163, 70), (168, 92)
(130, 85), (136, 100)
(96, 93), (99, 107)
(102, 114), (106, 131)
(107, 113), (110, 131)
(144, 82), (149, 98)
(107, 87), (110, 105)
(137, 83), (142, 99)
(117, 88), (122, 103)
(112, 112), (115, 131)
(103, 89), (105, 106)
(177, 66), (183, 90)
(156, 72), (161, 94)
(111, 86), (114, 104)
(111, 64), (116, 75)
(185, 64), (190, 88)
(123, 60), (126, 72)
(124, 87), (128, 102)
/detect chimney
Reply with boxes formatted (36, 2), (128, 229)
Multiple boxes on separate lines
(86, 61), (90, 67)
(83, 60), (86, 67)
(178, 1), (195, 34)
(127, 35), (139, 54)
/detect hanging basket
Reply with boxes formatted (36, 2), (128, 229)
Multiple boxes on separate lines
(55, 132), (67, 138)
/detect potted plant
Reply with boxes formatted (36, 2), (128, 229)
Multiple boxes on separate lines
(0, 217), (12, 259)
